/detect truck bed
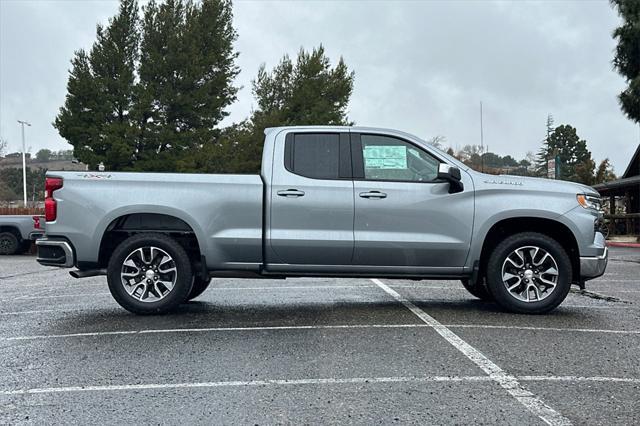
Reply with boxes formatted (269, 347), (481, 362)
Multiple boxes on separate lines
(45, 171), (264, 269)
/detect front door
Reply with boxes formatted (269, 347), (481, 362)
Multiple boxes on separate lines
(269, 131), (354, 266)
(351, 133), (474, 272)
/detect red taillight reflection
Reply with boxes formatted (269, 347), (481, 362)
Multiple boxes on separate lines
(32, 215), (41, 229)
(44, 177), (63, 222)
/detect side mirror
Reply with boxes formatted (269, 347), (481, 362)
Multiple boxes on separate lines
(437, 164), (464, 193)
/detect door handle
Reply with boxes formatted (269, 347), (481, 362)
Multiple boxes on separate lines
(277, 189), (305, 198)
(359, 191), (387, 199)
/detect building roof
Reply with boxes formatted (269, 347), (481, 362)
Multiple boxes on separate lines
(622, 144), (640, 179)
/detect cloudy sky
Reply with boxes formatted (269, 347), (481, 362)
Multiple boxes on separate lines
(1, 0), (638, 173)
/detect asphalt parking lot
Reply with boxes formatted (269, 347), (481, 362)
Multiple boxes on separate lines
(1, 247), (639, 425)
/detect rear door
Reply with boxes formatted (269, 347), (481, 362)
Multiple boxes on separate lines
(268, 131), (354, 266)
(351, 132), (474, 272)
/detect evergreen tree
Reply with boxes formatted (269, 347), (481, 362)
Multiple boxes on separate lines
(136, 0), (239, 171)
(54, 0), (139, 170)
(594, 158), (617, 184)
(534, 114), (554, 177)
(183, 45), (355, 174)
(545, 125), (594, 184)
(611, 0), (640, 124)
(253, 45), (354, 127)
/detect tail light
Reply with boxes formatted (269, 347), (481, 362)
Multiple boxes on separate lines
(45, 177), (63, 222)
(32, 215), (41, 229)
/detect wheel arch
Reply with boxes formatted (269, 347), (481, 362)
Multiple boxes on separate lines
(477, 217), (580, 283)
(0, 225), (21, 240)
(97, 211), (204, 269)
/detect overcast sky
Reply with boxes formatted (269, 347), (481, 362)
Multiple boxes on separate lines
(1, 0), (638, 173)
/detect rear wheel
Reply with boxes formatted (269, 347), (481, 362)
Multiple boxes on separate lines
(0, 232), (19, 255)
(107, 233), (193, 315)
(486, 232), (571, 314)
(18, 240), (32, 254)
(460, 277), (494, 301)
(187, 276), (211, 301)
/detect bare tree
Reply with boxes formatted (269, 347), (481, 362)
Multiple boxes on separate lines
(0, 137), (7, 157)
(426, 135), (447, 150)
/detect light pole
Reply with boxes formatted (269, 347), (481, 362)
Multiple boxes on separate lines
(17, 120), (31, 207)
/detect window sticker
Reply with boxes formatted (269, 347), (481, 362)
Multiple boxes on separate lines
(363, 145), (407, 169)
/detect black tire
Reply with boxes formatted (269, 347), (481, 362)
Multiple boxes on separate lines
(0, 232), (19, 255)
(18, 240), (32, 254)
(187, 276), (211, 301)
(461, 277), (494, 301)
(107, 233), (193, 315)
(486, 232), (572, 314)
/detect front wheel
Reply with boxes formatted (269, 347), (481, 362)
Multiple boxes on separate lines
(486, 232), (572, 314)
(107, 233), (193, 315)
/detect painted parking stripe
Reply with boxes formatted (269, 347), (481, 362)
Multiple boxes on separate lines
(3, 322), (640, 342)
(1, 374), (638, 396)
(4, 285), (380, 301)
(0, 308), (87, 316)
(1, 324), (430, 341)
(372, 278), (571, 426)
(446, 324), (640, 335)
(519, 376), (640, 384)
(0, 375), (492, 395)
(13, 287), (57, 300)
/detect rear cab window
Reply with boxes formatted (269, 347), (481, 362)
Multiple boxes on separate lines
(284, 132), (351, 179)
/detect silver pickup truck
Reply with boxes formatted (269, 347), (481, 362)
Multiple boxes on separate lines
(36, 126), (607, 314)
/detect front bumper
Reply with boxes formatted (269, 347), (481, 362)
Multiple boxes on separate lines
(580, 247), (608, 280)
(36, 238), (75, 267)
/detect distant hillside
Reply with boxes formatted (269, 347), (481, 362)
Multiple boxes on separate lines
(0, 157), (87, 171)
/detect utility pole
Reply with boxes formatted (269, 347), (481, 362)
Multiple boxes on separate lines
(17, 120), (31, 207)
(480, 101), (484, 173)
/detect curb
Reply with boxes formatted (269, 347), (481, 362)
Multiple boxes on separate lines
(607, 241), (640, 248)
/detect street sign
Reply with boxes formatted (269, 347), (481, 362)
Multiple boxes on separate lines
(547, 155), (560, 179)
(547, 158), (555, 179)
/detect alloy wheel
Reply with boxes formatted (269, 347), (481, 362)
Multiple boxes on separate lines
(501, 245), (559, 303)
(120, 246), (177, 302)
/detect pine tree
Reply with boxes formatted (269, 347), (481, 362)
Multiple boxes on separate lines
(546, 125), (594, 184)
(611, 0), (640, 124)
(187, 45), (355, 174)
(594, 158), (617, 184)
(253, 45), (354, 127)
(534, 114), (554, 177)
(54, 0), (139, 170)
(136, 0), (239, 171)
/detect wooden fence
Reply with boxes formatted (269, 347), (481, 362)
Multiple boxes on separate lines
(0, 207), (44, 215)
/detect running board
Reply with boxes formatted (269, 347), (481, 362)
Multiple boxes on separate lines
(70, 269), (107, 279)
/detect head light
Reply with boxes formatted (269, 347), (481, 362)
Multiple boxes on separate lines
(577, 194), (601, 210)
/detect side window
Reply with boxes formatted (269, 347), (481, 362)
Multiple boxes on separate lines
(285, 133), (341, 179)
(360, 134), (440, 182)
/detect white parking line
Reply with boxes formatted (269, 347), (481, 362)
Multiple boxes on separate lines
(1, 374), (638, 396)
(0, 308), (87, 316)
(13, 287), (57, 300)
(1, 324), (429, 341)
(4, 285), (380, 301)
(447, 324), (640, 335)
(372, 278), (571, 426)
(0, 375), (492, 395)
(519, 375), (640, 384)
(3, 322), (640, 342)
